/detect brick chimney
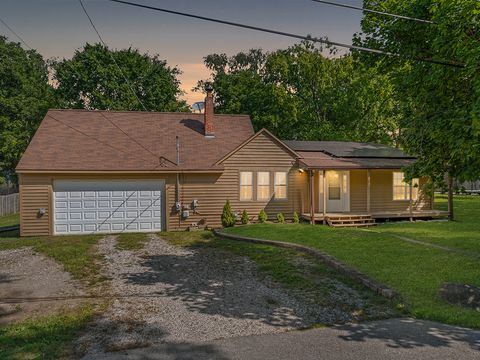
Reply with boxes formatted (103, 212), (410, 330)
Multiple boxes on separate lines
(204, 84), (215, 138)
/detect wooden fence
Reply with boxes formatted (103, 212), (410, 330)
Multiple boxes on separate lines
(0, 193), (19, 217)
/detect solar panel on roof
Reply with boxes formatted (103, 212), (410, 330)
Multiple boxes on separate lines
(282, 140), (414, 159)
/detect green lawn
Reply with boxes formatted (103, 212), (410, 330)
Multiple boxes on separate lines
(116, 232), (149, 251)
(162, 231), (397, 323)
(223, 195), (480, 328)
(374, 195), (480, 253)
(0, 213), (19, 228)
(0, 305), (96, 360)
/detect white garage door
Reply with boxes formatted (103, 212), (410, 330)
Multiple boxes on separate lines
(54, 180), (164, 235)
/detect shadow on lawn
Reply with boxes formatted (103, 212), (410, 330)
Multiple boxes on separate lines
(336, 318), (480, 351)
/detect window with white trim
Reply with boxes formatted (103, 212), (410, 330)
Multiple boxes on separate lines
(274, 172), (287, 199)
(393, 172), (419, 201)
(239, 172), (253, 201)
(257, 171), (270, 200)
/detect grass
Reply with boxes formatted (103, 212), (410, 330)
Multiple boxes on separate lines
(162, 231), (397, 322)
(0, 305), (96, 360)
(0, 213), (19, 228)
(374, 195), (480, 253)
(223, 195), (480, 328)
(0, 230), (103, 286)
(115, 232), (149, 251)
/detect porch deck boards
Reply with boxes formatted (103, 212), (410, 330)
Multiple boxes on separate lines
(301, 210), (449, 222)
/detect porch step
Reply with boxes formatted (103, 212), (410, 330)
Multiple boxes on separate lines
(326, 215), (376, 228)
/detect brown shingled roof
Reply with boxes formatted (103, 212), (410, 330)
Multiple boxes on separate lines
(16, 109), (254, 172)
(297, 151), (414, 169)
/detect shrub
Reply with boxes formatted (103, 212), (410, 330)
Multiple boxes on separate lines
(241, 209), (249, 224)
(276, 212), (285, 223)
(292, 211), (299, 223)
(221, 200), (235, 227)
(258, 209), (268, 223)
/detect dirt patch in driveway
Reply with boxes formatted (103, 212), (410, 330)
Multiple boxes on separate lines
(0, 247), (86, 325)
(78, 234), (394, 358)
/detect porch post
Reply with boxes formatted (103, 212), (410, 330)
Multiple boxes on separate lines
(409, 181), (413, 221)
(367, 169), (371, 214)
(309, 170), (315, 225)
(322, 169), (327, 225)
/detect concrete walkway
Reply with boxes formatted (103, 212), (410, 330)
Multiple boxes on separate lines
(92, 318), (480, 360)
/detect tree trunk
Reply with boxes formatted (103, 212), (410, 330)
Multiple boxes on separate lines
(448, 174), (454, 221)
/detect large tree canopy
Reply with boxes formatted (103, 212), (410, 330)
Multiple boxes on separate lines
(53, 43), (188, 112)
(198, 42), (400, 144)
(0, 36), (54, 184)
(355, 0), (480, 219)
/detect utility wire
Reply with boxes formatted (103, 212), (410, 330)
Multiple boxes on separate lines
(97, 111), (172, 163)
(78, 0), (149, 111)
(44, 112), (163, 169)
(310, 0), (434, 24)
(107, 0), (463, 68)
(0, 16), (33, 49)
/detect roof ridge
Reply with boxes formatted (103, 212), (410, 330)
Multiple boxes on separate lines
(48, 109), (251, 117)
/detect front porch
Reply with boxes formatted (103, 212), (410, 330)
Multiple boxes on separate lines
(301, 168), (448, 227)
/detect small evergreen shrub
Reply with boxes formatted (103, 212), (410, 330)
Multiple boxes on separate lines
(276, 212), (285, 223)
(221, 200), (235, 227)
(292, 211), (299, 223)
(258, 209), (268, 223)
(241, 209), (249, 224)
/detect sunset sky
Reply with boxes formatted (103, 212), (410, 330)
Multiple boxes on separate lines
(2, 0), (363, 104)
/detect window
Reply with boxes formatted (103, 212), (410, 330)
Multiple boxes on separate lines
(274, 172), (287, 199)
(257, 172), (270, 200)
(393, 172), (419, 200)
(239, 172), (253, 200)
(328, 172), (341, 200)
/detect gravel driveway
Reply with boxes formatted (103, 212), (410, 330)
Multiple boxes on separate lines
(78, 233), (392, 358)
(0, 247), (85, 325)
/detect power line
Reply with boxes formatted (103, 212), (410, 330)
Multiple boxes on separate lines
(97, 111), (171, 163)
(44, 112), (163, 169)
(0, 14), (176, 168)
(0, 16), (33, 50)
(77, 0), (149, 111)
(310, 0), (434, 24)
(107, 0), (463, 68)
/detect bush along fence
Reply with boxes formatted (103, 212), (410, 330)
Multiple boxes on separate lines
(0, 193), (19, 216)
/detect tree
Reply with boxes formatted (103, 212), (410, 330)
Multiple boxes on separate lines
(241, 209), (249, 224)
(53, 43), (188, 112)
(221, 200), (235, 227)
(355, 0), (480, 220)
(198, 43), (400, 144)
(258, 209), (268, 223)
(0, 36), (55, 184)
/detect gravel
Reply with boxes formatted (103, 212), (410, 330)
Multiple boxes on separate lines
(78, 233), (393, 358)
(0, 247), (85, 325)
(78, 234), (313, 357)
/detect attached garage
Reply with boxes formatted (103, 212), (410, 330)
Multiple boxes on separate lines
(53, 180), (165, 235)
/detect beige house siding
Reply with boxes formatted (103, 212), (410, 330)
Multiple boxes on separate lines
(19, 177), (52, 237)
(18, 132), (301, 235)
(308, 169), (431, 215)
(170, 132), (301, 230)
(370, 170), (430, 212)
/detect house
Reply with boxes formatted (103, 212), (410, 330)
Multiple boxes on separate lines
(16, 89), (446, 236)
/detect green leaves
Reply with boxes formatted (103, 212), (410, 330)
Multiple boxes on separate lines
(200, 43), (400, 144)
(0, 36), (55, 183)
(52, 43), (188, 112)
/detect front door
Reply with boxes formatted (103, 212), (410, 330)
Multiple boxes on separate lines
(324, 171), (350, 212)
